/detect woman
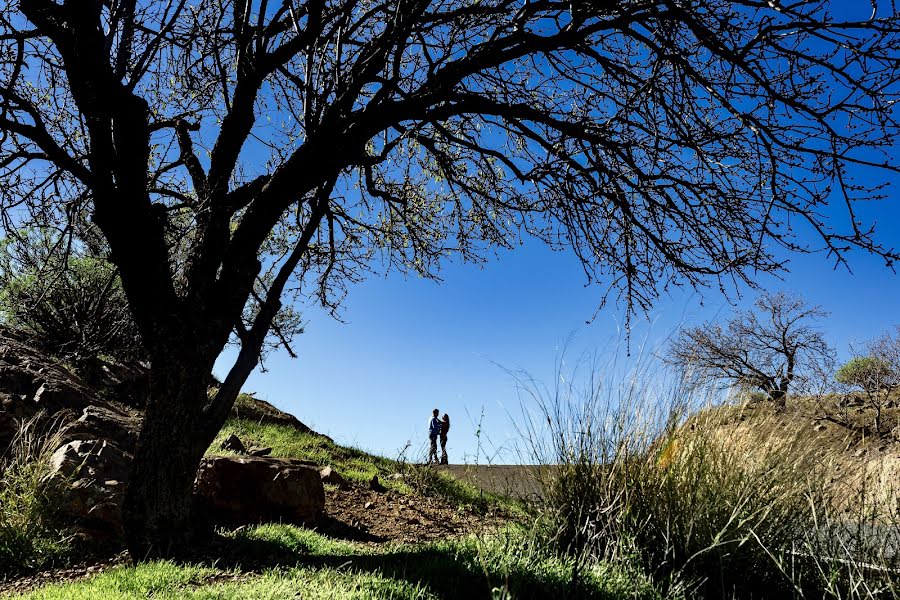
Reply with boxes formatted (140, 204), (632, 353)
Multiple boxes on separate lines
(439, 413), (450, 465)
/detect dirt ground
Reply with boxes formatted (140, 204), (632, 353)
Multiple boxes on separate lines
(437, 464), (555, 502)
(318, 485), (508, 544)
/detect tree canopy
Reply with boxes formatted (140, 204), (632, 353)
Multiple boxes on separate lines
(2, 0), (900, 554)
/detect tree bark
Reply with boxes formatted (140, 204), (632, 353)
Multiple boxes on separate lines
(122, 357), (216, 558)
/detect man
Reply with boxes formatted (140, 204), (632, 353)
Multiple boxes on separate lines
(428, 408), (441, 464)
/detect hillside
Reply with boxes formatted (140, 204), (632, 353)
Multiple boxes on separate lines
(2, 331), (657, 599)
(675, 395), (900, 512)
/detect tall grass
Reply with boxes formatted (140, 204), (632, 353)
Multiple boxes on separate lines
(514, 350), (900, 599)
(0, 413), (73, 577)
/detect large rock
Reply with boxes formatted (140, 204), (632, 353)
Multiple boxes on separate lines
(68, 405), (141, 453)
(194, 456), (325, 526)
(45, 439), (131, 537)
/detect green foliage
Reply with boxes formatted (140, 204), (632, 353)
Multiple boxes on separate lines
(836, 356), (897, 393)
(0, 415), (74, 577)
(0, 232), (143, 363)
(10, 525), (663, 600)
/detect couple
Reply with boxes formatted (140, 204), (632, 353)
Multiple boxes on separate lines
(427, 409), (450, 465)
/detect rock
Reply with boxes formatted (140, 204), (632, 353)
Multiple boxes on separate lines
(69, 405), (141, 453)
(364, 501), (373, 510)
(45, 439), (131, 537)
(369, 475), (386, 493)
(319, 465), (346, 487)
(194, 456), (324, 526)
(248, 446), (272, 457)
(388, 472), (404, 480)
(854, 448), (867, 458)
(221, 433), (247, 454)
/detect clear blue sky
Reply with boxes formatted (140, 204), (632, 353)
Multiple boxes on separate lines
(213, 4), (900, 463)
(215, 193), (900, 463)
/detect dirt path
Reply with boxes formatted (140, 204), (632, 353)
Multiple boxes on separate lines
(437, 464), (556, 501)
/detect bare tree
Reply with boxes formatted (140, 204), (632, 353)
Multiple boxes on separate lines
(667, 293), (834, 404)
(1, 1), (899, 555)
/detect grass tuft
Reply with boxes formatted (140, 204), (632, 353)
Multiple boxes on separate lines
(0, 413), (74, 578)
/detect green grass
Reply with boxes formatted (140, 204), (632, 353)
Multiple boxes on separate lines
(0, 414), (74, 577)
(210, 418), (401, 488)
(11, 525), (663, 599)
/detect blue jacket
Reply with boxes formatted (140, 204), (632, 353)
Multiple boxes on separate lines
(429, 417), (442, 438)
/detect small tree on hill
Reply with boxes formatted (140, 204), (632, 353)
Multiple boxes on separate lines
(836, 334), (900, 434)
(667, 293), (833, 404)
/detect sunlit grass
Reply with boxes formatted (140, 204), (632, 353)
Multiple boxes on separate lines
(11, 525), (663, 600)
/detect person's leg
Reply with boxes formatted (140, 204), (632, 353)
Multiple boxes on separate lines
(429, 436), (438, 464)
(440, 436), (448, 464)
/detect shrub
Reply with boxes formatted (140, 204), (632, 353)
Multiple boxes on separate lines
(0, 232), (143, 363)
(836, 355), (899, 433)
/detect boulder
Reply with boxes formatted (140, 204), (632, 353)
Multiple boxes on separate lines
(45, 439), (131, 537)
(194, 456), (324, 526)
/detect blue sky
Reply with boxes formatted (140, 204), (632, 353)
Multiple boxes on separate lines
(215, 193), (900, 463)
(213, 2), (900, 463)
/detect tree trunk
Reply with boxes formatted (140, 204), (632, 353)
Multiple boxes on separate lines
(122, 359), (215, 558)
(769, 383), (788, 407)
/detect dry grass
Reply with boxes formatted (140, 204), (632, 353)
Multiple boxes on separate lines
(512, 352), (900, 599)
(0, 413), (74, 577)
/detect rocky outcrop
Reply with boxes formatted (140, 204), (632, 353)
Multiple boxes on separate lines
(68, 405), (141, 453)
(0, 333), (100, 452)
(0, 328), (327, 541)
(194, 456), (325, 525)
(45, 439), (131, 538)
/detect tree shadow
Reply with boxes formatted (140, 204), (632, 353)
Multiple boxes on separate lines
(190, 530), (615, 600)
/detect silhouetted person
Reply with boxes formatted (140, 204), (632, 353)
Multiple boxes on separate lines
(440, 413), (450, 465)
(428, 408), (441, 464)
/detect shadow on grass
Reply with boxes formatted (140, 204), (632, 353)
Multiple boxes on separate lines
(312, 515), (386, 544)
(191, 530), (616, 600)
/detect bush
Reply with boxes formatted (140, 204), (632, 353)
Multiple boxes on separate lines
(0, 232), (143, 363)
(516, 352), (900, 599)
(836, 355), (899, 433)
(0, 414), (73, 577)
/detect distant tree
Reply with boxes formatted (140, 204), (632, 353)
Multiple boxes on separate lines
(667, 293), (833, 404)
(2, 1), (900, 556)
(836, 333), (900, 433)
(868, 326), (900, 387)
(0, 230), (144, 364)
